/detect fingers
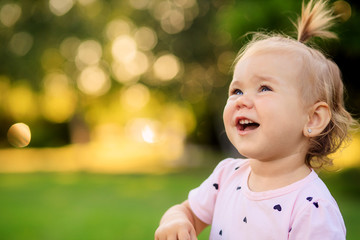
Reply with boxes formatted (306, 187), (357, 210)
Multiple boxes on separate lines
(167, 235), (177, 240)
(154, 232), (176, 240)
(155, 229), (197, 240)
(177, 229), (191, 240)
(154, 220), (198, 240)
(190, 228), (198, 240)
(178, 228), (198, 240)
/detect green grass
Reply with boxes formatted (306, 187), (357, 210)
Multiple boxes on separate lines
(0, 168), (359, 239)
(0, 170), (212, 240)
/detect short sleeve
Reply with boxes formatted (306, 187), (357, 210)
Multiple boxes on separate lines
(188, 158), (238, 224)
(289, 198), (346, 240)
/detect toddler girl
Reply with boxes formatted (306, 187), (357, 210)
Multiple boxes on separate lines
(155, 0), (356, 239)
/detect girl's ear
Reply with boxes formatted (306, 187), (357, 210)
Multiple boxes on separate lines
(303, 102), (331, 137)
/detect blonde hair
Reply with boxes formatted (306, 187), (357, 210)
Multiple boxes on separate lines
(234, 0), (357, 169)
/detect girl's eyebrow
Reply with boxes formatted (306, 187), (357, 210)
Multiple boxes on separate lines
(229, 74), (278, 88)
(253, 74), (279, 84)
(229, 79), (242, 91)
(229, 80), (239, 87)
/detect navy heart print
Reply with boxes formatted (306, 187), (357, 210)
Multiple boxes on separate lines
(213, 183), (219, 190)
(243, 217), (247, 223)
(273, 204), (282, 211)
(306, 196), (319, 208)
(219, 230), (222, 236)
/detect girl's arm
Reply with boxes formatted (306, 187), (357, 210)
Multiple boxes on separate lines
(154, 200), (208, 240)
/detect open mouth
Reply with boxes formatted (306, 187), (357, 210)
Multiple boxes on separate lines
(237, 119), (260, 131)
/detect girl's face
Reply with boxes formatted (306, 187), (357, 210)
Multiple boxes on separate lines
(223, 51), (310, 161)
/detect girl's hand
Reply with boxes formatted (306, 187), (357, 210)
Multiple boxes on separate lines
(154, 218), (197, 240)
(155, 200), (207, 240)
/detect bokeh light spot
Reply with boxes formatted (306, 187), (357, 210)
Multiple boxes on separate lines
(77, 66), (110, 96)
(105, 19), (133, 40)
(41, 93), (77, 123)
(76, 40), (103, 68)
(126, 118), (161, 144)
(153, 54), (180, 81)
(112, 35), (137, 63)
(43, 72), (71, 95)
(0, 3), (22, 27)
(134, 27), (158, 51)
(111, 61), (139, 83)
(152, 0), (198, 34)
(160, 9), (185, 34)
(152, 1), (169, 21)
(60, 37), (81, 60)
(49, 0), (74, 16)
(142, 125), (156, 143)
(6, 82), (38, 121)
(9, 32), (33, 56)
(121, 84), (150, 111)
(41, 72), (77, 123)
(333, 0), (351, 22)
(126, 51), (150, 76)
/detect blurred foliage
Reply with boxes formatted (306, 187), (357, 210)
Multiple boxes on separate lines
(0, 0), (359, 149)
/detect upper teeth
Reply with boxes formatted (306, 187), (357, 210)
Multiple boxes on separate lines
(239, 119), (253, 125)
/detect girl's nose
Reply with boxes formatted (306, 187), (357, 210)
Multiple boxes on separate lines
(235, 94), (254, 109)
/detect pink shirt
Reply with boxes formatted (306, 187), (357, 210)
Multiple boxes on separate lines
(188, 158), (346, 239)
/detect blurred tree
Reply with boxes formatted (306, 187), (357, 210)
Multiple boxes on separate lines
(0, 0), (358, 149)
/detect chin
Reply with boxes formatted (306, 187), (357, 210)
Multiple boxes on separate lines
(234, 148), (255, 159)
(235, 147), (267, 160)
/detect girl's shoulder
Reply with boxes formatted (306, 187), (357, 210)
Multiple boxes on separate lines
(291, 173), (342, 218)
(290, 177), (346, 238)
(297, 172), (337, 204)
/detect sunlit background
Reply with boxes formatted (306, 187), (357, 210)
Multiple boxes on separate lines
(0, 0), (359, 239)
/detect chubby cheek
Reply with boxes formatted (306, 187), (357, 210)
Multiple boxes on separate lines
(260, 99), (304, 135)
(223, 102), (234, 128)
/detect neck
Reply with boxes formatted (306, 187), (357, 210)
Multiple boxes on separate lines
(248, 154), (311, 192)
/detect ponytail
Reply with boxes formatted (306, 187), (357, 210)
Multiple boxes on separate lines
(296, 0), (338, 43)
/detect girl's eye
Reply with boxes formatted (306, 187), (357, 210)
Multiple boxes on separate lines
(260, 85), (272, 92)
(232, 89), (243, 95)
